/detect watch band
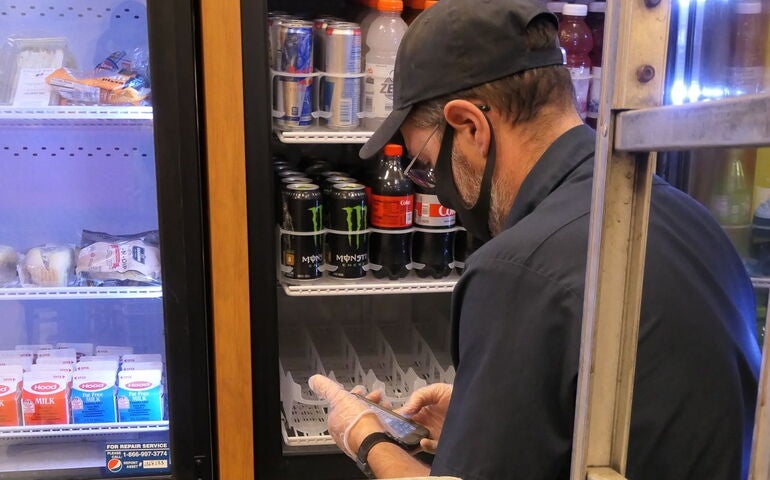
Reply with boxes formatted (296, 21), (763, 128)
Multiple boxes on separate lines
(355, 431), (399, 479)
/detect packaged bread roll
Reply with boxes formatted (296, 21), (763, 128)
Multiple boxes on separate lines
(0, 245), (18, 286)
(19, 245), (75, 287)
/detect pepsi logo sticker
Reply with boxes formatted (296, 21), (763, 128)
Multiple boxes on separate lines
(107, 458), (123, 472)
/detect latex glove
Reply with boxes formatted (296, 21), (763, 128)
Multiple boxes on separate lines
(397, 383), (453, 454)
(309, 374), (384, 458)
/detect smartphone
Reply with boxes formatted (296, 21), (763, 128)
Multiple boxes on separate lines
(353, 393), (430, 450)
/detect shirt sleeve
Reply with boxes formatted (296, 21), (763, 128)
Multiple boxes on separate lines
(430, 257), (583, 480)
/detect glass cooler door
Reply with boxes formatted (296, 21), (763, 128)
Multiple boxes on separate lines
(0, 0), (211, 478)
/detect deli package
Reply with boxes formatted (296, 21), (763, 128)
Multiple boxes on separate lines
(76, 230), (161, 286)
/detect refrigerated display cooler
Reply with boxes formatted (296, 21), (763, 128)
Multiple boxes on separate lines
(238, 0), (769, 479)
(0, 0), (214, 478)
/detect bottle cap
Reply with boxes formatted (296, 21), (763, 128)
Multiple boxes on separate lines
(588, 2), (607, 12)
(384, 144), (403, 156)
(562, 4), (588, 16)
(377, 0), (404, 12)
(424, 0), (438, 8)
(407, 0), (425, 9)
(546, 1), (566, 12)
(736, 2), (761, 14)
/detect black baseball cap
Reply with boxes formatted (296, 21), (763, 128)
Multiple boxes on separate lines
(359, 0), (564, 159)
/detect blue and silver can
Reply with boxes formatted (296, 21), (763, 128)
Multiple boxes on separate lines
(322, 22), (362, 130)
(276, 20), (314, 130)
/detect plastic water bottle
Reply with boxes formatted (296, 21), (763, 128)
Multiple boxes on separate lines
(363, 0), (407, 130)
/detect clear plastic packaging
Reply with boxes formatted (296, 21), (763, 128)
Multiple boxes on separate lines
(76, 230), (161, 286)
(0, 245), (19, 287)
(0, 36), (76, 106)
(17, 245), (76, 288)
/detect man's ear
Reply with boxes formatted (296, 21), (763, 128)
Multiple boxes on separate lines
(443, 100), (490, 159)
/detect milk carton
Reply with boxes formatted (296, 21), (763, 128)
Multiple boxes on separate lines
(120, 362), (163, 372)
(36, 355), (76, 367)
(16, 344), (53, 362)
(22, 371), (70, 425)
(71, 370), (117, 424)
(37, 348), (76, 360)
(96, 346), (134, 358)
(0, 366), (23, 426)
(80, 355), (120, 364)
(0, 350), (33, 371)
(117, 370), (163, 422)
(121, 354), (162, 364)
(55, 343), (94, 359)
(31, 364), (74, 374)
(76, 361), (119, 372)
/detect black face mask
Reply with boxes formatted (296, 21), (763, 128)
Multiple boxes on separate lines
(434, 122), (497, 242)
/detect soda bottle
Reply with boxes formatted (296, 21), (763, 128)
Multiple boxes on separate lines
(728, 2), (765, 96)
(546, 1), (566, 20)
(559, 4), (593, 119)
(369, 144), (413, 279)
(751, 148), (770, 273)
(586, 2), (605, 129)
(412, 175), (456, 278)
(363, 0), (408, 129)
(710, 149), (754, 258)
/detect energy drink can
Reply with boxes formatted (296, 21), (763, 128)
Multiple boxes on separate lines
(313, 17), (339, 72)
(276, 20), (315, 130)
(322, 22), (362, 129)
(327, 183), (368, 278)
(281, 176), (313, 189)
(281, 184), (324, 279)
(268, 13), (293, 70)
(322, 175), (357, 226)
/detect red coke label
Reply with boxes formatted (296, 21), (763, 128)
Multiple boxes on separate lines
(370, 194), (413, 228)
(414, 193), (456, 227)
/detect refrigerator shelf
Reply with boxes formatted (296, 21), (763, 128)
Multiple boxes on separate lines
(752, 277), (770, 289)
(274, 127), (374, 144)
(280, 273), (460, 296)
(0, 286), (163, 300)
(0, 106), (153, 126)
(0, 421), (169, 441)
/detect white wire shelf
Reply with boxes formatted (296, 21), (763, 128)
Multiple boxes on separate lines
(752, 277), (770, 289)
(0, 421), (169, 441)
(280, 272), (460, 296)
(0, 286), (163, 300)
(0, 106), (153, 126)
(274, 127), (373, 144)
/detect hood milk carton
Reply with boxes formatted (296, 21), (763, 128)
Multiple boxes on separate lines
(22, 371), (70, 425)
(55, 343), (94, 359)
(0, 366), (22, 426)
(120, 362), (163, 372)
(80, 355), (120, 364)
(36, 355), (76, 368)
(71, 370), (117, 424)
(16, 345), (52, 362)
(37, 348), (76, 361)
(121, 354), (162, 364)
(0, 350), (33, 371)
(76, 360), (119, 372)
(117, 369), (163, 422)
(96, 346), (134, 358)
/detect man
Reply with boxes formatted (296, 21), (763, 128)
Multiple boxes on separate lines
(310, 0), (761, 478)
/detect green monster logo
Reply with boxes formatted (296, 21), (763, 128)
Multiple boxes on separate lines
(308, 205), (323, 246)
(342, 205), (367, 247)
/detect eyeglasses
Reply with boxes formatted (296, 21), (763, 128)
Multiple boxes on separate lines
(402, 104), (490, 190)
(403, 123), (442, 189)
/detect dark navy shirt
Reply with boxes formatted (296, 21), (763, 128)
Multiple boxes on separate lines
(430, 125), (761, 480)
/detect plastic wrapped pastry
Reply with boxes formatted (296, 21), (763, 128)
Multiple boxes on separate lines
(18, 245), (75, 287)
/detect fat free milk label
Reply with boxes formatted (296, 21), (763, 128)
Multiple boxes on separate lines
(117, 370), (163, 422)
(72, 371), (117, 423)
(22, 372), (69, 425)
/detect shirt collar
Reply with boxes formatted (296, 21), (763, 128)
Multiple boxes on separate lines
(504, 124), (596, 229)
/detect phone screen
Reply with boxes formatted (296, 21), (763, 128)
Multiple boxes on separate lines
(353, 393), (430, 448)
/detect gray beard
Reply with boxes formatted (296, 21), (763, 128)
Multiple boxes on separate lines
(451, 148), (512, 237)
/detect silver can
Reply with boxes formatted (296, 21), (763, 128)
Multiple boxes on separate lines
(268, 13), (293, 70)
(275, 20), (315, 130)
(321, 22), (362, 129)
(313, 17), (339, 73)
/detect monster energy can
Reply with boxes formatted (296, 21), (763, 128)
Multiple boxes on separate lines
(281, 183), (324, 279)
(327, 183), (368, 278)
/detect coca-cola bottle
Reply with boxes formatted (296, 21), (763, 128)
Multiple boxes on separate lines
(369, 144), (413, 279)
(412, 174), (455, 278)
(453, 218), (484, 274)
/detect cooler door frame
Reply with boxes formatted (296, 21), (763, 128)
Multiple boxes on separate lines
(147, 0), (215, 478)
(571, 0), (770, 479)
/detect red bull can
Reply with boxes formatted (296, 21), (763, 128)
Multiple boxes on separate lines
(322, 22), (362, 129)
(268, 13), (294, 70)
(275, 20), (314, 130)
(313, 17), (339, 73)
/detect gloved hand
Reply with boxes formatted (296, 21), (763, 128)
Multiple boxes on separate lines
(397, 383), (453, 454)
(308, 374), (384, 458)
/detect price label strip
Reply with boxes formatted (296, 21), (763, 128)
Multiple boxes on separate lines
(105, 441), (171, 476)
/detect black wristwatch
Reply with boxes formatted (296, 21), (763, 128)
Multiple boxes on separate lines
(355, 431), (400, 479)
